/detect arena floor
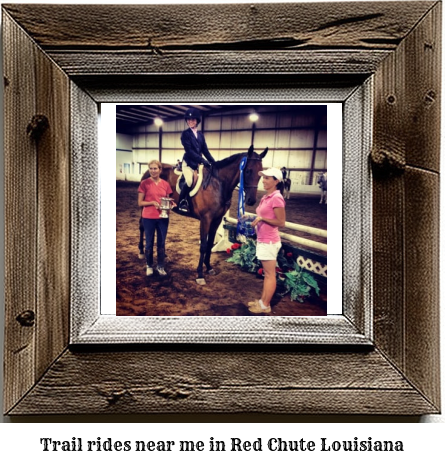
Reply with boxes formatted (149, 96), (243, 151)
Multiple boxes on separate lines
(116, 181), (327, 317)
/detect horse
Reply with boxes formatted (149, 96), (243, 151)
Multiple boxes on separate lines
(280, 167), (291, 199)
(138, 145), (267, 284)
(283, 178), (292, 199)
(317, 172), (327, 204)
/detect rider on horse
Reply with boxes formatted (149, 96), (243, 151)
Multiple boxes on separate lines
(176, 108), (215, 213)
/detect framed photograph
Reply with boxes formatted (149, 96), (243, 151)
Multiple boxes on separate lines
(109, 102), (347, 335)
(3, 2), (440, 415)
(112, 103), (334, 321)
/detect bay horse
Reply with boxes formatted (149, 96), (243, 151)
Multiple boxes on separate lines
(138, 145), (267, 284)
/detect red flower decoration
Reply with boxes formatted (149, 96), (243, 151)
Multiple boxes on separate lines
(286, 252), (293, 258)
(276, 267), (283, 272)
(226, 248), (232, 254)
(231, 243), (241, 250)
(258, 268), (264, 275)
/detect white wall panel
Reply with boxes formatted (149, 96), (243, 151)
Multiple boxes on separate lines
(290, 129), (315, 148)
(230, 114), (251, 130)
(288, 150), (313, 169)
(162, 133), (181, 149)
(314, 150), (327, 170)
(161, 152), (177, 165)
(116, 151), (130, 166)
(255, 113), (276, 129)
(176, 120), (187, 132)
(276, 113), (292, 128)
(133, 134), (141, 149)
(290, 171), (311, 186)
(163, 120), (177, 132)
(221, 116), (233, 130)
(135, 149), (159, 163)
(116, 133), (132, 151)
(229, 131), (251, 150)
(253, 129), (275, 149)
(275, 129), (291, 148)
(272, 151), (289, 168)
(317, 129), (327, 147)
(204, 132), (221, 149)
(205, 116), (221, 131)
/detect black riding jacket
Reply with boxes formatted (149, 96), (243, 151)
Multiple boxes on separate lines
(181, 128), (215, 170)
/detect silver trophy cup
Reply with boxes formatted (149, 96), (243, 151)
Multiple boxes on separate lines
(159, 197), (173, 218)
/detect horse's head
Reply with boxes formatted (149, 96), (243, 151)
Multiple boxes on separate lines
(243, 145), (268, 206)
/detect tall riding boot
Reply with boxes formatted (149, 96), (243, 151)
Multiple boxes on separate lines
(178, 183), (192, 212)
(145, 250), (154, 276)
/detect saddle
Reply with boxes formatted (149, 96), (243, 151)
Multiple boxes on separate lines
(174, 164), (205, 198)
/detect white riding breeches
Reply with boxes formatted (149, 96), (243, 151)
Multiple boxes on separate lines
(182, 160), (194, 187)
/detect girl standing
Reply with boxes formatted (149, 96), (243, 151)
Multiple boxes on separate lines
(138, 160), (176, 276)
(248, 167), (286, 313)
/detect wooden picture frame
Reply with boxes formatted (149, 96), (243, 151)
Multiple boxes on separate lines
(2, 2), (441, 415)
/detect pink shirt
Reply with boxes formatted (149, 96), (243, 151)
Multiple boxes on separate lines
(256, 189), (285, 243)
(138, 178), (173, 219)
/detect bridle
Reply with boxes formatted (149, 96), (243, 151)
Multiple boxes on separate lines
(242, 156), (263, 189)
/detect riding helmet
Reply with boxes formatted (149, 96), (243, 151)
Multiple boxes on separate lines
(184, 108), (201, 125)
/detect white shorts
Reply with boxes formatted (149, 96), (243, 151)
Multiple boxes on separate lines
(256, 241), (281, 261)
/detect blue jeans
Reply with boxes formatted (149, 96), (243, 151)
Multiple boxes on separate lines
(142, 218), (169, 268)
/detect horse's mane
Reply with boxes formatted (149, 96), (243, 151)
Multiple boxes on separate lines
(214, 152), (245, 170)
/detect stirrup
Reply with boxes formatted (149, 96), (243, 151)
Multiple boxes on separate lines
(178, 199), (189, 212)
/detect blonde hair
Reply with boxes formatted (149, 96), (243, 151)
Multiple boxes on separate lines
(148, 159), (162, 171)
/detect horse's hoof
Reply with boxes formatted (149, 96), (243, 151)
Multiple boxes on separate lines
(196, 278), (206, 286)
(207, 269), (216, 276)
(138, 254), (145, 259)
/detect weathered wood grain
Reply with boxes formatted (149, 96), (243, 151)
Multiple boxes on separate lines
(3, 10), (72, 413)
(2, 2), (441, 416)
(8, 349), (438, 415)
(34, 36), (71, 383)
(3, 13), (38, 414)
(371, 2), (441, 411)
(372, 174), (405, 367)
(404, 2), (441, 172)
(404, 168), (441, 407)
(47, 50), (390, 76)
(2, 2), (436, 50)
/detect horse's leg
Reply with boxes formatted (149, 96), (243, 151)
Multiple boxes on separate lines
(324, 190), (327, 204)
(138, 216), (145, 259)
(196, 217), (211, 285)
(204, 218), (221, 275)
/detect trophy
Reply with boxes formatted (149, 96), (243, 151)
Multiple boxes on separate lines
(159, 197), (173, 218)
